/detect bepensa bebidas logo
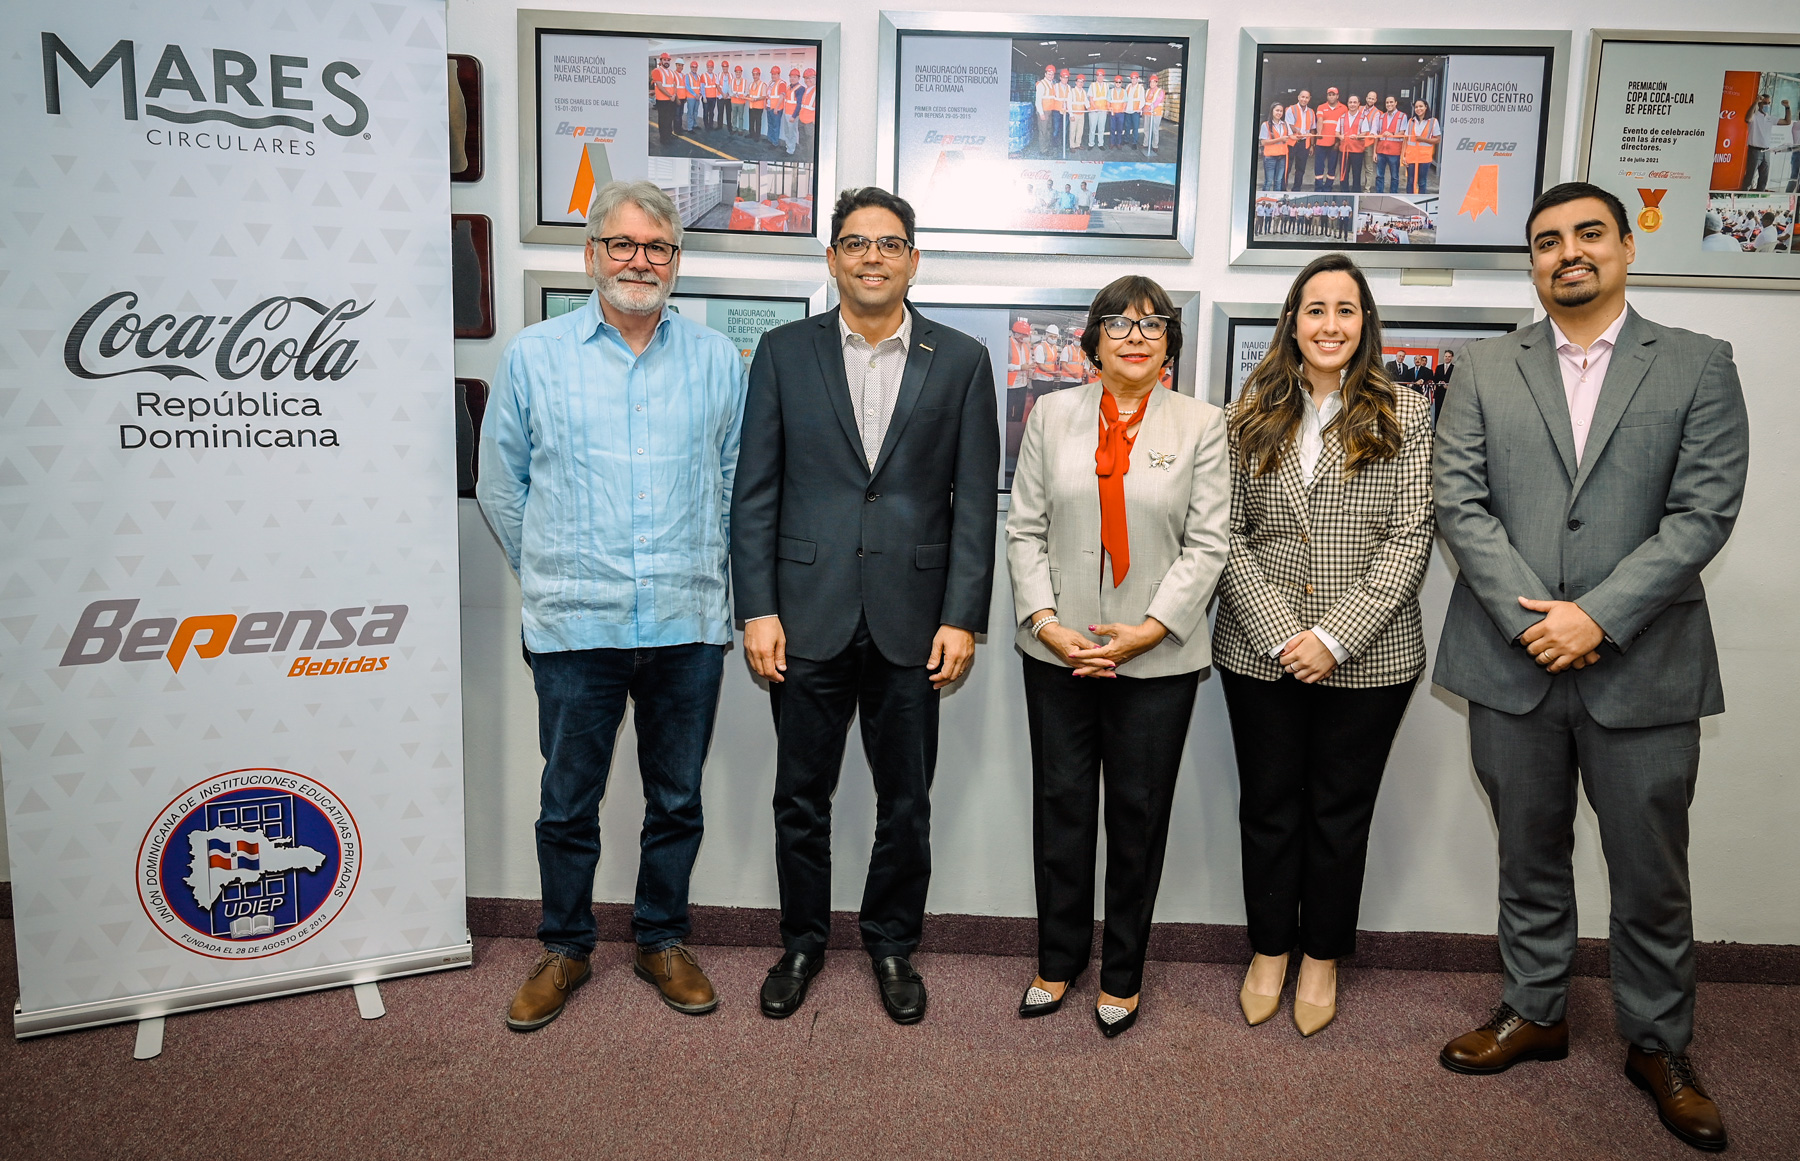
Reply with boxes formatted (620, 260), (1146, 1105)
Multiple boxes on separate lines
(41, 32), (370, 153)
(138, 769), (360, 959)
(61, 598), (407, 678)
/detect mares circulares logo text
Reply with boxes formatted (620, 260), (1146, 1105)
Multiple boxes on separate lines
(41, 33), (368, 137)
(65, 292), (369, 383)
(60, 599), (407, 676)
(138, 770), (359, 959)
(1454, 137), (1518, 157)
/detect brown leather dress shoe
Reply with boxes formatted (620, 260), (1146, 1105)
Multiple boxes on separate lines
(506, 949), (590, 1031)
(634, 944), (719, 1014)
(1439, 1003), (1569, 1074)
(1626, 1045), (1728, 1152)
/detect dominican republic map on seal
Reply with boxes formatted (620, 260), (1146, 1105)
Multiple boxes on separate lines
(138, 769), (361, 959)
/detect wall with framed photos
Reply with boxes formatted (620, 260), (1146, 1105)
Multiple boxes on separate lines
(420, 0), (1800, 949)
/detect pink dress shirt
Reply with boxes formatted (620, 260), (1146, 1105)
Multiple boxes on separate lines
(1549, 306), (1627, 465)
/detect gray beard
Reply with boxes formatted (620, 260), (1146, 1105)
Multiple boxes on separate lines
(596, 270), (671, 316)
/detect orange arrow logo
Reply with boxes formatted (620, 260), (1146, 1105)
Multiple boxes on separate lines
(568, 148), (596, 216)
(1458, 163), (1499, 221)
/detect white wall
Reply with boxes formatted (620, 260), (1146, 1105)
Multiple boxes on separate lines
(439, 0), (1800, 944)
(19, 1), (1791, 948)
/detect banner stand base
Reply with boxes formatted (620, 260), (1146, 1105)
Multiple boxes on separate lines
(132, 1017), (164, 1060)
(353, 981), (386, 1020)
(14, 939), (472, 1040)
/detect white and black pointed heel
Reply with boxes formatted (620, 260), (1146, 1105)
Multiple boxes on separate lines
(1096, 1002), (1139, 1039)
(1019, 983), (1066, 1019)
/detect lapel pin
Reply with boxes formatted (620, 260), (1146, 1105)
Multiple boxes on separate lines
(919, 343), (934, 351)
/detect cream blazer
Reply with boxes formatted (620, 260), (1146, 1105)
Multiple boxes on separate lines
(1005, 383), (1231, 678)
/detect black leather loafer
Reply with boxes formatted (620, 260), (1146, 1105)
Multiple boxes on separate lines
(873, 955), (927, 1025)
(759, 950), (823, 1019)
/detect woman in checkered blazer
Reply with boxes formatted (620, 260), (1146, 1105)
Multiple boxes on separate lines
(1214, 254), (1434, 1038)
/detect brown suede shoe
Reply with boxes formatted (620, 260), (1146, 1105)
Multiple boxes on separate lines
(1626, 1045), (1728, 1152)
(1439, 1003), (1569, 1074)
(634, 944), (719, 1014)
(505, 949), (590, 1032)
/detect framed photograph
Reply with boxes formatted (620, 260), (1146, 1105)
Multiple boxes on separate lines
(523, 270), (829, 374)
(875, 12), (1207, 258)
(1231, 28), (1570, 271)
(1576, 30), (1800, 290)
(450, 54), (484, 183)
(452, 213), (494, 339)
(1209, 302), (1533, 419)
(909, 286), (1201, 489)
(456, 378), (489, 498)
(517, 10), (839, 254)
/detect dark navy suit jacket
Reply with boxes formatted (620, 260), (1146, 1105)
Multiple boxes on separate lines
(730, 305), (1000, 666)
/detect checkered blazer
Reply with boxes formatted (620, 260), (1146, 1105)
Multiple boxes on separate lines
(1213, 386), (1434, 688)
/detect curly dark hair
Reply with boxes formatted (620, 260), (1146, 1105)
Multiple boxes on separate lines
(1078, 275), (1183, 373)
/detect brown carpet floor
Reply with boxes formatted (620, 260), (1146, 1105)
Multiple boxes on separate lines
(1, 927), (1795, 1160)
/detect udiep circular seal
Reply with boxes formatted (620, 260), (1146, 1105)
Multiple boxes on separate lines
(137, 769), (360, 959)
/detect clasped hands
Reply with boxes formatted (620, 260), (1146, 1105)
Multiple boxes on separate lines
(744, 617), (976, 688)
(1033, 610), (1167, 678)
(1516, 597), (1603, 672)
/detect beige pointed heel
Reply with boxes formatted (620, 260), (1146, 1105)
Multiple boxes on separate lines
(1293, 956), (1338, 1036)
(1294, 997), (1336, 1037)
(1239, 967), (1281, 1026)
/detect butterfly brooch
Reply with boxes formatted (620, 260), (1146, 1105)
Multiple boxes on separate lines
(1147, 449), (1176, 471)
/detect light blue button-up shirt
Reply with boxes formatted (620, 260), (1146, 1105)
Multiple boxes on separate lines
(476, 292), (746, 652)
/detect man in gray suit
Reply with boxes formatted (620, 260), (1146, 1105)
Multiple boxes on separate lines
(1432, 183), (1748, 1153)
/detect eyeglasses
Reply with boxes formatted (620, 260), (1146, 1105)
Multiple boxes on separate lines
(591, 236), (679, 265)
(1098, 314), (1171, 341)
(834, 234), (913, 259)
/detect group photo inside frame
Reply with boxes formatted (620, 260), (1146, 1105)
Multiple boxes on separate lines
(1577, 29), (1800, 291)
(524, 270), (829, 374)
(1231, 29), (1568, 271)
(517, 11), (839, 253)
(910, 287), (1200, 489)
(877, 13), (1206, 258)
(1209, 302), (1531, 418)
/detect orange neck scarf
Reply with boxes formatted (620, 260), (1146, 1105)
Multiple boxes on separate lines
(1096, 389), (1143, 587)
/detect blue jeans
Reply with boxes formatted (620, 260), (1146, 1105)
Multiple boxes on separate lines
(529, 642), (725, 957)
(766, 110), (783, 143)
(1374, 153), (1400, 193)
(1262, 155), (1286, 191)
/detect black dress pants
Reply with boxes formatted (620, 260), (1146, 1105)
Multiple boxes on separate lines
(1219, 668), (1415, 960)
(770, 615), (938, 961)
(1022, 655), (1201, 997)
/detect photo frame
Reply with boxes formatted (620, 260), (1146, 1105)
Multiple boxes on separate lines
(908, 285), (1201, 490)
(875, 12), (1207, 258)
(517, 10), (840, 254)
(1230, 28), (1570, 272)
(1576, 29), (1800, 290)
(1208, 302), (1534, 416)
(523, 270), (829, 374)
(450, 54), (484, 183)
(452, 213), (494, 339)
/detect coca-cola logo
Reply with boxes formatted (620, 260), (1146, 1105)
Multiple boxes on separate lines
(63, 292), (370, 383)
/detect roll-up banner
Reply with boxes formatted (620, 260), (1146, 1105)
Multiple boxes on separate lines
(0, 0), (470, 1038)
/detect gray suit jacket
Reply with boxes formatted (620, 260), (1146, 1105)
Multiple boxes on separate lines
(1432, 308), (1749, 728)
(1004, 383), (1230, 678)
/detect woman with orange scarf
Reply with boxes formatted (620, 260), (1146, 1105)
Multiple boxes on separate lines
(1004, 276), (1231, 1038)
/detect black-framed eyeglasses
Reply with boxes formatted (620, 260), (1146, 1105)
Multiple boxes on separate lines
(833, 234), (913, 259)
(592, 236), (679, 265)
(1099, 314), (1170, 341)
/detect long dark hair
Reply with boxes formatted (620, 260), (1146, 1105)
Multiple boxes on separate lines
(1229, 253), (1402, 477)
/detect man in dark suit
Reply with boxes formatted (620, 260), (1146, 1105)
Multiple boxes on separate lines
(731, 187), (999, 1025)
(1433, 183), (1749, 1152)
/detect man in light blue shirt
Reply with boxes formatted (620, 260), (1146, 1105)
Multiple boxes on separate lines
(478, 180), (746, 1030)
